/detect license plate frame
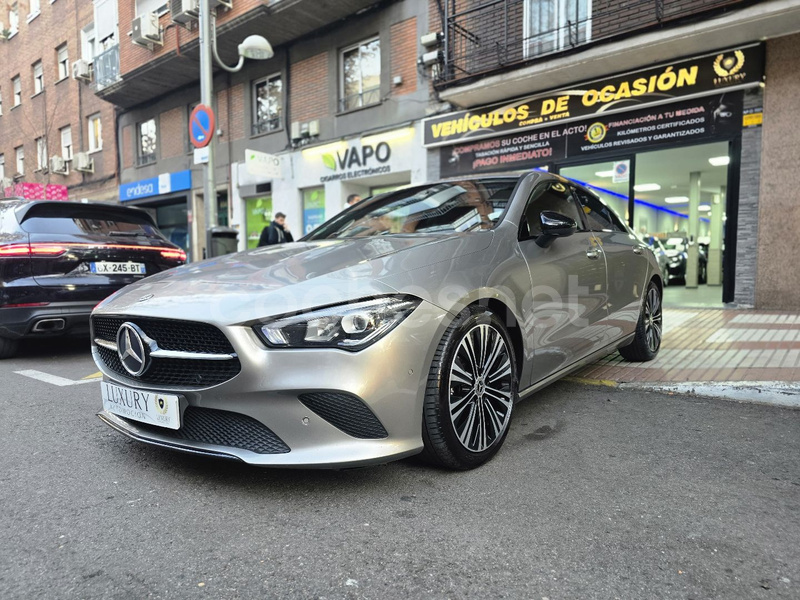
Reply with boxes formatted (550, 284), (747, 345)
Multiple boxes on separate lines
(101, 381), (181, 430)
(90, 261), (146, 275)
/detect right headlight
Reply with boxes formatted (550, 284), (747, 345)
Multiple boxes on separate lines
(254, 296), (420, 351)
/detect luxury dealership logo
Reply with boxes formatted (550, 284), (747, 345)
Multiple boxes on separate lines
(155, 395), (169, 415)
(117, 322), (151, 377)
(713, 50), (747, 85)
(585, 122), (608, 144)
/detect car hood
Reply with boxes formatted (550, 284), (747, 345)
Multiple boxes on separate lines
(95, 233), (492, 323)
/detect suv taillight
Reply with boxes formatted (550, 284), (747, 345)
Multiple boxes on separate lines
(0, 243), (67, 257)
(160, 248), (187, 261)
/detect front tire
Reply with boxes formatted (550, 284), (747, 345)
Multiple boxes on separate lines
(619, 281), (662, 362)
(0, 337), (20, 359)
(420, 306), (517, 470)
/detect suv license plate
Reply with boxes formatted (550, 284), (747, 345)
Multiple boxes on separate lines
(90, 262), (146, 275)
(101, 381), (181, 430)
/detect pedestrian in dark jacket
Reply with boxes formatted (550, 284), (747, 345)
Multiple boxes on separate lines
(258, 213), (294, 247)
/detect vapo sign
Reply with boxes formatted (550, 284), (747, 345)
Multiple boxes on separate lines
(319, 141), (392, 183)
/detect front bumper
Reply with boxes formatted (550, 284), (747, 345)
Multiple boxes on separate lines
(94, 300), (450, 468)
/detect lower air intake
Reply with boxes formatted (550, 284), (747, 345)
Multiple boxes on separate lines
(129, 407), (290, 454)
(298, 392), (388, 439)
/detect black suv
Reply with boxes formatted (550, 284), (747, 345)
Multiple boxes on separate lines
(0, 199), (186, 358)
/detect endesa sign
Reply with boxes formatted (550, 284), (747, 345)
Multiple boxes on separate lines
(120, 170), (192, 201)
(424, 44), (764, 147)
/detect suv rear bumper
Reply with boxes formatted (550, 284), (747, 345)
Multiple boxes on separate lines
(0, 302), (96, 339)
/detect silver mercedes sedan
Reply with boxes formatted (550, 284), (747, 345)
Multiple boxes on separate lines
(93, 172), (663, 469)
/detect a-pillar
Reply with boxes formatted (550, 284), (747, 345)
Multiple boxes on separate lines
(685, 171), (701, 288)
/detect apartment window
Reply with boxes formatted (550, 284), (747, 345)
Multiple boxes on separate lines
(8, 3), (19, 36)
(0, 89), (3, 116)
(33, 61), (44, 94)
(252, 74), (283, 135)
(12, 76), (21, 107)
(35, 137), (46, 171)
(28, 0), (40, 18)
(137, 119), (157, 165)
(57, 45), (69, 80)
(87, 114), (103, 152)
(136, 0), (168, 16)
(0, 155), (4, 181)
(60, 126), (72, 161)
(15, 146), (24, 176)
(524, 0), (591, 58)
(95, 0), (118, 47)
(340, 37), (381, 112)
(81, 24), (96, 62)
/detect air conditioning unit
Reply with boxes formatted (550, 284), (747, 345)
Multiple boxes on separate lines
(212, 0), (233, 8)
(72, 59), (93, 82)
(74, 152), (94, 174)
(170, 0), (199, 25)
(132, 12), (162, 47)
(50, 155), (68, 175)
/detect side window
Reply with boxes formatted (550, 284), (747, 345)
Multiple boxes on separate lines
(520, 181), (585, 239)
(574, 188), (627, 232)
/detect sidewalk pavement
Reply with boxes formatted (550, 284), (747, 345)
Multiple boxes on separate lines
(577, 308), (800, 384)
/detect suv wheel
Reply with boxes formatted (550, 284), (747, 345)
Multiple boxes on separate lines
(0, 337), (20, 359)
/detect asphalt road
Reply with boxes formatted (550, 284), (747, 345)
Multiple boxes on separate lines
(1, 337), (798, 599)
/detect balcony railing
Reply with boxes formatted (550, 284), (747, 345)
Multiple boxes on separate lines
(437, 0), (750, 86)
(94, 44), (120, 90)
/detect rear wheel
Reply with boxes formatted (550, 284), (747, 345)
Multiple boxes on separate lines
(420, 307), (517, 470)
(0, 337), (20, 359)
(619, 281), (662, 362)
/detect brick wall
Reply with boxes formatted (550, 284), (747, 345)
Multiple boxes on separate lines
(160, 107), (185, 159)
(290, 53), (329, 122)
(0, 0), (118, 201)
(122, 125), (133, 169)
(390, 17), (418, 96)
(230, 83), (245, 141)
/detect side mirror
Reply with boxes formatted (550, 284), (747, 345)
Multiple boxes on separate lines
(535, 211), (577, 248)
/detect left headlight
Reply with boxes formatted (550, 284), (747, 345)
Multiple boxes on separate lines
(255, 296), (421, 351)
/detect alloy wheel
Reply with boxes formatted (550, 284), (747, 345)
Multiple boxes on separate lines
(644, 286), (663, 353)
(448, 324), (513, 452)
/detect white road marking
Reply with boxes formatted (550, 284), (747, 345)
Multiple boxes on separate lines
(14, 370), (102, 387)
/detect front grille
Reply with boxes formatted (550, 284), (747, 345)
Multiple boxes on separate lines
(128, 407), (290, 455)
(93, 315), (234, 354)
(299, 392), (388, 439)
(93, 315), (241, 388)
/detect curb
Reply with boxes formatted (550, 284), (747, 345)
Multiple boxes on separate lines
(621, 381), (800, 409)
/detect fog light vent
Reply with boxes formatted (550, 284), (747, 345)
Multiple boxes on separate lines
(298, 392), (388, 439)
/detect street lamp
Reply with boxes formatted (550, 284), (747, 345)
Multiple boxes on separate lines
(199, 1), (273, 258)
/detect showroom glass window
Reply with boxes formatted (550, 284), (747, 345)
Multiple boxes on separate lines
(137, 119), (157, 165)
(252, 74), (282, 135)
(340, 37), (381, 112)
(524, 0), (591, 58)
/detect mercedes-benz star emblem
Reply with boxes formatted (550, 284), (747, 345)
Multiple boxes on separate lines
(117, 322), (151, 377)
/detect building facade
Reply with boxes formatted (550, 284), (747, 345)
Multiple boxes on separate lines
(92, 0), (431, 261)
(424, 0), (800, 310)
(0, 0), (117, 202)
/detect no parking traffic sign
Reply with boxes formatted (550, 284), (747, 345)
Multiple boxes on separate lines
(190, 104), (215, 149)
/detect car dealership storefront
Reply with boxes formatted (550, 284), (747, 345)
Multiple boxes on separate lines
(425, 44), (766, 307)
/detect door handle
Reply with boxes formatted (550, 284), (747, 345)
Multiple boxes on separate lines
(586, 249), (600, 259)
(633, 246), (643, 255)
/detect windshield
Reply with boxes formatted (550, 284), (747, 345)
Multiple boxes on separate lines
(304, 179), (517, 240)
